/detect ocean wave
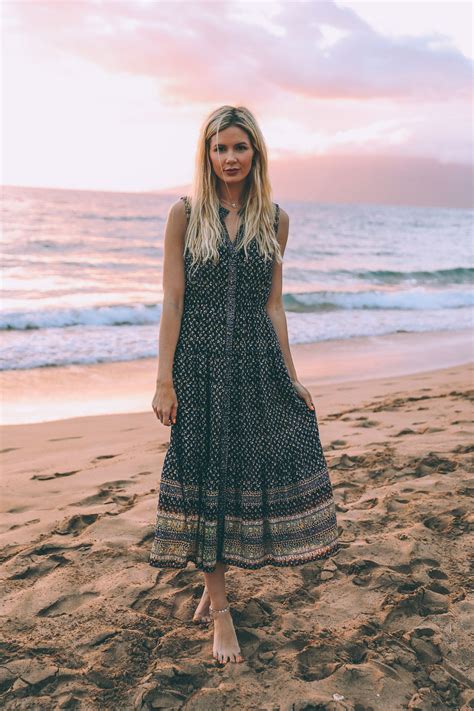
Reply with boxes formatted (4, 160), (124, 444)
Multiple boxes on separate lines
(1, 287), (472, 330)
(349, 267), (473, 285)
(0, 303), (161, 330)
(283, 289), (473, 312)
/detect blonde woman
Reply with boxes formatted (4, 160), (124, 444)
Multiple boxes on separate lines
(150, 105), (339, 665)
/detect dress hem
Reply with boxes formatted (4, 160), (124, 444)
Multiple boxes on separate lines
(149, 540), (340, 574)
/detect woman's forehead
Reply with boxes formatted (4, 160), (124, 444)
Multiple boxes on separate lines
(210, 126), (249, 146)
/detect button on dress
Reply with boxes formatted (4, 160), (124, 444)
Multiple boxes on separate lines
(149, 196), (339, 572)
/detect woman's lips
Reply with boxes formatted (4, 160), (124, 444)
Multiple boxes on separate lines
(225, 168), (239, 173)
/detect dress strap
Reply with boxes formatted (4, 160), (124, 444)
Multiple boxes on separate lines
(273, 203), (280, 235)
(180, 195), (191, 222)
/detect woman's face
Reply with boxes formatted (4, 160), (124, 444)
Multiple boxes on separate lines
(209, 125), (255, 185)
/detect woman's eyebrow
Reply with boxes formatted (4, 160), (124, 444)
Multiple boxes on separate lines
(213, 141), (248, 147)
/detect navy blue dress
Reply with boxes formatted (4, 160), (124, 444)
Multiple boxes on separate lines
(149, 197), (339, 572)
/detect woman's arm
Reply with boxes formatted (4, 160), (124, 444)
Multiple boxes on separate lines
(265, 208), (314, 410)
(152, 199), (187, 425)
(265, 208), (297, 381)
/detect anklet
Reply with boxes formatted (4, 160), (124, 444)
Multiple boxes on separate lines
(209, 604), (230, 614)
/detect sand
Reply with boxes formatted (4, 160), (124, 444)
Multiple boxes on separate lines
(0, 335), (473, 710)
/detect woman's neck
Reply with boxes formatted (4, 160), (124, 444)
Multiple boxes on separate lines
(217, 183), (246, 205)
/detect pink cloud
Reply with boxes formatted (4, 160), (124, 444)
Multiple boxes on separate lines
(270, 153), (473, 208)
(7, 0), (472, 104)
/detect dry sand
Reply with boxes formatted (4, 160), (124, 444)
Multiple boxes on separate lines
(0, 338), (473, 710)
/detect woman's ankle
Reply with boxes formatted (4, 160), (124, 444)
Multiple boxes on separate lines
(209, 598), (229, 611)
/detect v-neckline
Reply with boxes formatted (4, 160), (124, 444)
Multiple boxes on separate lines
(219, 204), (244, 249)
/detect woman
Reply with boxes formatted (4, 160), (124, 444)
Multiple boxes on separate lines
(150, 105), (339, 665)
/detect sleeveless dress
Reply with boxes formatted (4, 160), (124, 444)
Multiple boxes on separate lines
(149, 196), (339, 572)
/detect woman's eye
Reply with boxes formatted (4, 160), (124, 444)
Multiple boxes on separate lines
(214, 146), (247, 152)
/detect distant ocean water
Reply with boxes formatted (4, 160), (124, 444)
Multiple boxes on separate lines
(1, 185), (473, 371)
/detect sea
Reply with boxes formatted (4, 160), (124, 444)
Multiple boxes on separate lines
(1, 185), (473, 372)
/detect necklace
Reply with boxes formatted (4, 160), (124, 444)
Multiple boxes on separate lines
(220, 197), (241, 210)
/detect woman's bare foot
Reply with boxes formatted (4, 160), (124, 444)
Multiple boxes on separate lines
(192, 585), (211, 625)
(211, 607), (244, 664)
(193, 564), (229, 625)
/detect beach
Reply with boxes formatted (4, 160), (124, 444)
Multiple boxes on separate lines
(1, 331), (473, 710)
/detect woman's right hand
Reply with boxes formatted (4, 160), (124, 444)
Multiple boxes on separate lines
(152, 381), (178, 426)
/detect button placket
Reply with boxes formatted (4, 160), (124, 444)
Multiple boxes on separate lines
(216, 241), (238, 560)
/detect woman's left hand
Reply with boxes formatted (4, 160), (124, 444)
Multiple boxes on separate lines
(291, 380), (315, 410)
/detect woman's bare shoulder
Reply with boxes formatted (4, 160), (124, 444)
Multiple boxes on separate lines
(278, 205), (289, 225)
(168, 196), (189, 218)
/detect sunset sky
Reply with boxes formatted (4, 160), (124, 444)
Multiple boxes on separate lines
(2, 0), (473, 207)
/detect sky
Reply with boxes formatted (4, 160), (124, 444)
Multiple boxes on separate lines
(2, 0), (473, 207)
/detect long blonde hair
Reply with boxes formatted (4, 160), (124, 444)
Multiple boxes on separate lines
(184, 105), (282, 271)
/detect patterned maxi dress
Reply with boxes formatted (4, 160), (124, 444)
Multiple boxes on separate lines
(149, 196), (339, 572)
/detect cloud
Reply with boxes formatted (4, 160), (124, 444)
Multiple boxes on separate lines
(269, 152), (474, 208)
(6, 0), (473, 105)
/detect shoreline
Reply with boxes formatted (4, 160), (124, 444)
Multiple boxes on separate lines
(1, 327), (472, 426)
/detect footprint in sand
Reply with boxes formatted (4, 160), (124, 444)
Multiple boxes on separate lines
(93, 454), (118, 461)
(452, 443), (474, 453)
(53, 513), (99, 536)
(0, 447), (19, 454)
(73, 488), (115, 507)
(31, 470), (80, 481)
(383, 586), (449, 625)
(296, 641), (341, 681)
(427, 568), (448, 581)
(330, 453), (361, 470)
(8, 553), (71, 581)
(423, 507), (469, 536)
(449, 389), (474, 401)
(426, 581), (450, 595)
(72, 479), (134, 507)
(328, 439), (348, 450)
(235, 598), (274, 629)
(48, 436), (83, 442)
(349, 497), (379, 511)
(347, 558), (381, 587)
(353, 419), (380, 428)
(413, 453), (458, 476)
(104, 479), (133, 488)
(8, 518), (40, 531)
(38, 591), (99, 617)
(167, 586), (200, 622)
(27, 542), (92, 557)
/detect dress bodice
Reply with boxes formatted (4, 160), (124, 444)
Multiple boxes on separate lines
(176, 196), (280, 356)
